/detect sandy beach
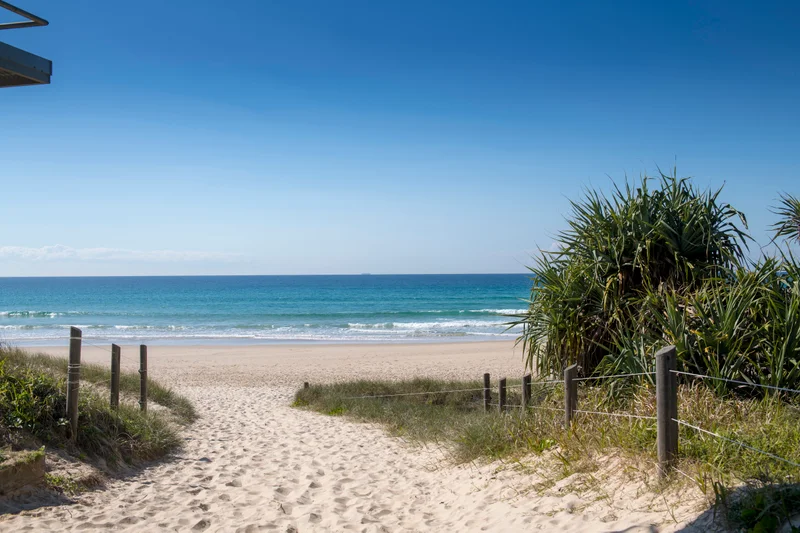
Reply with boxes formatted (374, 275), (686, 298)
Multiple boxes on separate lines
(0, 341), (710, 532)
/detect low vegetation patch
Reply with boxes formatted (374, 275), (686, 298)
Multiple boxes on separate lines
(0, 346), (195, 471)
(295, 379), (800, 481)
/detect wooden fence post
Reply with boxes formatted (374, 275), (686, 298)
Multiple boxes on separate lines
(656, 345), (678, 476)
(139, 345), (148, 413)
(483, 373), (491, 412)
(304, 382), (309, 389)
(564, 364), (578, 428)
(498, 378), (507, 412)
(522, 374), (532, 411)
(66, 326), (82, 440)
(110, 344), (121, 409)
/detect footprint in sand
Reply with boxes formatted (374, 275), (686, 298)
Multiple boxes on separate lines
(192, 518), (211, 531)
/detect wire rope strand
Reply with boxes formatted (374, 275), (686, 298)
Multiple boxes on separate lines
(573, 409), (657, 421)
(574, 372), (655, 382)
(342, 387), (487, 400)
(671, 371), (800, 395)
(674, 418), (800, 469)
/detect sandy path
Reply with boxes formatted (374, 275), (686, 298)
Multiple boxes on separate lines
(0, 342), (706, 532)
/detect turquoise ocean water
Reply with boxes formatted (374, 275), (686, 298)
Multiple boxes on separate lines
(0, 275), (531, 346)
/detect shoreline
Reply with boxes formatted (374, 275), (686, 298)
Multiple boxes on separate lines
(6, 336), (519, 349)
(30, 340), (525, 387)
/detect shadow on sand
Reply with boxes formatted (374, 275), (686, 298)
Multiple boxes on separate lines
(0, 487), (75, 515)
(0, 450), (182, 517)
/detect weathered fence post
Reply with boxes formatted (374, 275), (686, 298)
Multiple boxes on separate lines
(139, 344), (148, 413)
(483, 373), (491, 412)
(66, 326), (82, 440)
(304, 382), (309, 389)
(110, 344), (121, 409)
(521, 374), (532, 411)
(564, 364), (578, 428)
(498, 378), (507, 412)
(656, 345), (678, 477)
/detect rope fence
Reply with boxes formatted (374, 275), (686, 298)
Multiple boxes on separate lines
(671, 370), (800, 396)
(341, 379), (565, 401)
(663, 368), (800, 471)
(304, 345), (800, 476)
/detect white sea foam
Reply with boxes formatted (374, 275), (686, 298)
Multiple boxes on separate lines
(392, 320), (507, 329)
(3, 318), (520, 344)
(346, 320), (507, 330)
(347, 322), (392, 329)
(0, 310), (62, 318)
(469, 308), (528, 315)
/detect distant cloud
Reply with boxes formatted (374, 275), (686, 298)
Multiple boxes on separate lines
(0, 245), (242, 262)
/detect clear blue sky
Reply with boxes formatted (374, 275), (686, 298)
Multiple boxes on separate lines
(1, 1), (798, 276)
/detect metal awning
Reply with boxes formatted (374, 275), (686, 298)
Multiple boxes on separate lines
(0, 40), (51, 86)
(0, 0), (50, 88)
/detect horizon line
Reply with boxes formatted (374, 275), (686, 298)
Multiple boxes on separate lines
(0, 272), (531, 279)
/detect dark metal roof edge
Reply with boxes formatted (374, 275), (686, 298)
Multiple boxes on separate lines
(0, 1), (48, 31)
(0, 40), (51, 74)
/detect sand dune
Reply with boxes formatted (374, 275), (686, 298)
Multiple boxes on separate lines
(0, 342), (710, 531)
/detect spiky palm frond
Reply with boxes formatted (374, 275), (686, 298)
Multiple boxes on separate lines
(771, 193), (800, 244)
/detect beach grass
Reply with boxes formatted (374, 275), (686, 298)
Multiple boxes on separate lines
(294, 379), (800, 481)
(0, 346), (194, 468)
(0, 346), (196, 424)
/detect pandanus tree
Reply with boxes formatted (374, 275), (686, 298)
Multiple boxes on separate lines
(515, 170), (750, 378)
(517, 170), (800, 392)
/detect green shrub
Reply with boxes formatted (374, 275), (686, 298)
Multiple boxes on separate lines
(515, 169), (800, 395)
(0, 348), (192, 466)
(0, 359), (68, 441)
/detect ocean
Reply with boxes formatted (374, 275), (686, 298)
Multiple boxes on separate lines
(0, 274), (531, 346)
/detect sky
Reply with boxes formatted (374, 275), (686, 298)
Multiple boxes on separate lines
(1, 0), (799, 276)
